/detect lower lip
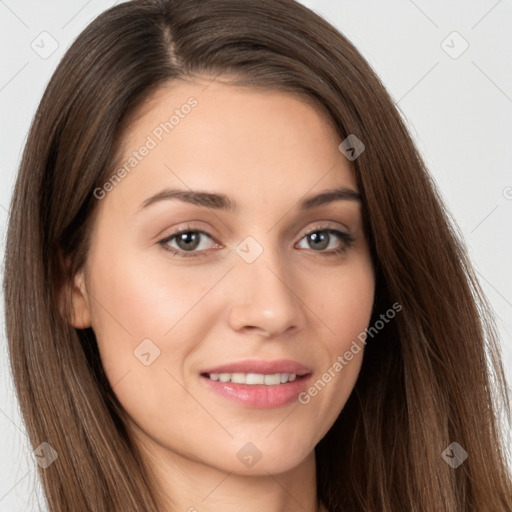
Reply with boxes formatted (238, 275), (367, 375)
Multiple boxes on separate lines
(199, 374), (311, 409)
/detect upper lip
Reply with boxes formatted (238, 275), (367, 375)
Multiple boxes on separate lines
(200, 359), (312, 376)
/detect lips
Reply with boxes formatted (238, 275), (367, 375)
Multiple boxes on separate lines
(199, 359), (313, 408)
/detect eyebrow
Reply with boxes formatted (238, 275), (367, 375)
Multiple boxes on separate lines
(138, 186), (361, 213)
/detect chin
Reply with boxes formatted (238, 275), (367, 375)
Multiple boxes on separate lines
(215, 434), (317, 476)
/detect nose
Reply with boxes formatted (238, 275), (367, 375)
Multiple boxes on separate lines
(226, 251), (304, 338)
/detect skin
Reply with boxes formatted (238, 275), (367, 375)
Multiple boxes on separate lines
(70, 76), (375, 512)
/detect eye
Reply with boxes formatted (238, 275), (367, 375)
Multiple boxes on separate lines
(159, 229), (218, 256)
(296, 228), (354, 254)
(158, 226), (354, 258)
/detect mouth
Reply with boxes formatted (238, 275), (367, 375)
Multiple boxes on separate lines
(201, 372), (307, 385)
(198, 359), (312, 408)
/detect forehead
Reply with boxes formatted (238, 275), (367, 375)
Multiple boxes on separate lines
(105, 77), (357, 215)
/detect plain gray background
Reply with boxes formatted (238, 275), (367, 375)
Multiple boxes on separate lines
(1, 1), (511, 510)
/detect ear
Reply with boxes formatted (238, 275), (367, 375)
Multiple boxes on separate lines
(59, 259), (91, 329)
(67, 268), (92, 329)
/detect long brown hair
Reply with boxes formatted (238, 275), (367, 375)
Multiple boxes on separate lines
(4, 0), (511, 510)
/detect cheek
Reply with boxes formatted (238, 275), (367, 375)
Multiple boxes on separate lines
(84, 244), (223, 383)
(317, 258), (375, 351)
(83, 247), (229, 445)
(300, 258), (374, 419)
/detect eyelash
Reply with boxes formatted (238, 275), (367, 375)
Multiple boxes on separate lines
(158, 224), (355, 258)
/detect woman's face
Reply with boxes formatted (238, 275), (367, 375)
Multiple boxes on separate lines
(72, 77), (375, 476)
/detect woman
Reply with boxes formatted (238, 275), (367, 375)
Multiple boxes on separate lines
(4, 0), (511, 511)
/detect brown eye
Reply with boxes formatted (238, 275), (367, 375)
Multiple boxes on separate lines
(175, 232), (201, 251)
(296, 228), (355, 254)
(307, 231), (330, 251)
(159, 229), (217, 256)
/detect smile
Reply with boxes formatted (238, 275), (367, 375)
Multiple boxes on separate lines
(198, 360), (312, 408)
(205, 372), (299, 385)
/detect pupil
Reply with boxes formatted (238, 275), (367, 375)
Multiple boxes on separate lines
(177, 232), (200, 250)
(309, 231), (329, 250)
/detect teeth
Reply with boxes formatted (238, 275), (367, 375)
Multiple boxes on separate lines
(207, 372), (298, 385)
(231, 373), (247, 384)
(246, 373), (264, 385)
